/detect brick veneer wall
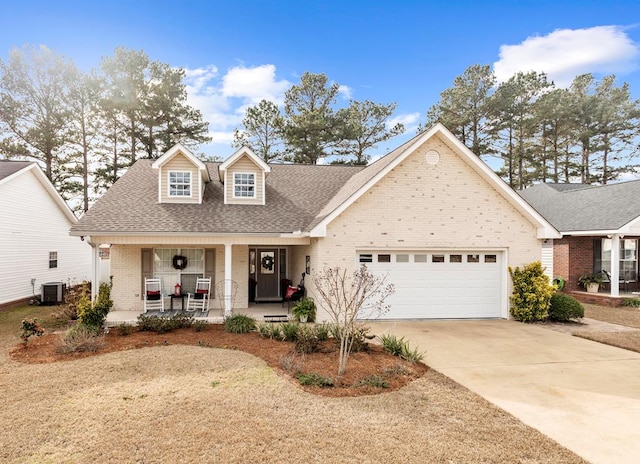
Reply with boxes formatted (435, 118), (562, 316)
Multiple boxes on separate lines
(555, 236), (596, 292)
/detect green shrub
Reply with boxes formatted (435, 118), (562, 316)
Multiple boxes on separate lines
(314, 322), (332, 341)
(331, 324), (371, 352)
(509, 261), (555, 322)
(379, 334), (405, 357)
(256, 322), (282, 339)
(19, 319), (45, 346)
(223, 314), (256, 333)
(171, 313), (194, 329)
(279, 322), (299, 341)
(137, 315), (173, 333)
(379, 333), (424, 363)
(77, 280), (113, 331)
(296, 372), (334, 387)
(400, 343), (425, 363)
(193, 320), (209, 332)
(548, 293), (584, 321)
(114, 323), (134, 336)
(357, 375), (389, 389)
(294, 325), (320, 354)
(137, 314), (194, 333)
(57, 324), (105, 353)
(621, 298), (640, 307)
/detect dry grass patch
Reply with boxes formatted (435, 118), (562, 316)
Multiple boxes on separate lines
(1, 345), (586, 463)
(0, 305), (586, 463)
(574, 331), (640, 353)
(583, 303), (640, 328)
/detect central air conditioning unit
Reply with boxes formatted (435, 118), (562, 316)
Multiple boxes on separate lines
(41, 282), (65, 305)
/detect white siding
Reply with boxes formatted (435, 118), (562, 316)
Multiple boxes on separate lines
(0, 169), (92, 305)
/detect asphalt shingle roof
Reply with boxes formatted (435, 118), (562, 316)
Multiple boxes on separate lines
(72, 160), (365, 235)
(519, 181), (640, 232)
(0, 161), (33, 181)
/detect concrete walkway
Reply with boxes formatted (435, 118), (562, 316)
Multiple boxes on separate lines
(369, 319), (640, 464)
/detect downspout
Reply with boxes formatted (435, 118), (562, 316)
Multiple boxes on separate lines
(610, 234), (621, 298)
(224, 243), (233, 317)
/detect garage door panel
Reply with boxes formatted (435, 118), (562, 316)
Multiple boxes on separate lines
(361, 251), (503, 319)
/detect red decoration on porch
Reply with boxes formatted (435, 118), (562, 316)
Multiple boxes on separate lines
(174, 283), (181, 296)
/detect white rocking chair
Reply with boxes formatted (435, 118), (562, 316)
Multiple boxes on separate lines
(186, 277), (211, 312)
(144, 278), (164, 313)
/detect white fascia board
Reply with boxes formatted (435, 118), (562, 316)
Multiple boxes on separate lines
(152, 143), (210, 182)
(219, 146), (271, 181)
(562, 229), (621, 236)
(24, 163), (78, 224)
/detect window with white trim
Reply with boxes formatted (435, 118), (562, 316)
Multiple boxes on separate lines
(49, 251), (58, 269)
(168, 171), (191, 197)
(234, 173), (255, 198)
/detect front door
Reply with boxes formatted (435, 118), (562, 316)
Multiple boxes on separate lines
(255, 248), (281, 301)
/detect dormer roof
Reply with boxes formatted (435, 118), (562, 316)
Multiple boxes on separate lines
(218, 146), (270, 182)
(152, 143), (211, 183)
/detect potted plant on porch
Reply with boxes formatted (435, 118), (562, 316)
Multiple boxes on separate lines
(291, 297), (316, 323)
(578, 273), (603, 293)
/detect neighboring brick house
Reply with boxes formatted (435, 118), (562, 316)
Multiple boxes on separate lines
(520, 182), (640, 298)
(0, 161), (92, 309)
(71, 124), (559, 321)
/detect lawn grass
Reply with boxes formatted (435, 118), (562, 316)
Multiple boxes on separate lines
(583, 303), (640, 328)
(0, 304), (586, 463)
(574, 303), (640, 353)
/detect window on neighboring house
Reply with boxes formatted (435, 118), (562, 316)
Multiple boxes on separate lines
(234, 173), (255, 198)
(595, 238), (638, 281)
(49, 251), (58, 269)
(168, 171), (191, 197)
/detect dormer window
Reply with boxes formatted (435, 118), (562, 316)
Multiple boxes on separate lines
(234, 173), (255, 198)
(169, 171), (192, 197)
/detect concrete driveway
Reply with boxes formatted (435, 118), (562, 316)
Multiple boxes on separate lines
(369, 319), (640, 464)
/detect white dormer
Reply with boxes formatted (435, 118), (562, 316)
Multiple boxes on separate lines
(152, 143), (211, 204)
(218, 146), (271, 205)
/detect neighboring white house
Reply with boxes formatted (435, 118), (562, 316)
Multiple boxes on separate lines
(0, 161), (92, 307)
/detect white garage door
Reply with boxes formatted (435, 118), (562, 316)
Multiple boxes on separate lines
(359, 251), (504, 319)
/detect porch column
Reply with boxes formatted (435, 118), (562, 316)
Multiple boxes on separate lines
(224, 243), (233, 317)
(610, 234), (621, 297)
(88, 239), (99, 300)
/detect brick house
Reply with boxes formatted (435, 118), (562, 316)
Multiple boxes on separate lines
(520, 182), (640, 299)
(71, 124), (559, 321)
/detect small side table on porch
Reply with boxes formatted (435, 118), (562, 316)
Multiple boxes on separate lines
(169, 293), (186, 311)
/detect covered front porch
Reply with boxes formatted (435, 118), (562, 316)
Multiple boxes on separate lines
(557, 233), (639, 298)
(84, 234), (311, 318)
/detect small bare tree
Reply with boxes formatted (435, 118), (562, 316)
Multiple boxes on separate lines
(312, 265), (394, 375)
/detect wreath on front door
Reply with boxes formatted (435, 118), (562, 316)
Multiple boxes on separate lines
(172, 255), (188, 270)
(261, 254), (274, 271)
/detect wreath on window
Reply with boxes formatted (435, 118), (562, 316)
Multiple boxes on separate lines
(172, 255), (188, 270)
(261, 255), (274, 271)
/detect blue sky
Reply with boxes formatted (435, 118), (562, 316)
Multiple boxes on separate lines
(1, 0), (639, 161)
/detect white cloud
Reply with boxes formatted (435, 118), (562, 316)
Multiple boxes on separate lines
(183, 64), (290, 157)
(222, 64), (290, 104)
(388, 112), (421, 133)
(493, 26), (640, 87)
(337, 84), (353, 100)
